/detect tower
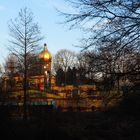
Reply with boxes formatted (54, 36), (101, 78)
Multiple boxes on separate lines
(39, 43), (52, 92)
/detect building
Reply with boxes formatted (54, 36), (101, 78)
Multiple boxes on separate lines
(2, 43), (96, 95)
(31, 43), (53, 92)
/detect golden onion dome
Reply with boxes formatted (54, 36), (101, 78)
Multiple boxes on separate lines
(39, 43), (52, 61)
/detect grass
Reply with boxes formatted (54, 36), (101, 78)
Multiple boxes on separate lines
(1, 90), (140, 139)
(0, 107), (140, 140)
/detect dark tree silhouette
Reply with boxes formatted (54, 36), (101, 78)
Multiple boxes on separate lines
(61, 0), (140, 85)
(66, 67), (73, 85)
(62, 0), (140, 51)
(8, 7), (43, 120)
(53, 49), (77, 86)
(56, 68), (65, 86)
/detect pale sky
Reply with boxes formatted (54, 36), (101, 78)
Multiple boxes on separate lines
(0, 0), (82, 64)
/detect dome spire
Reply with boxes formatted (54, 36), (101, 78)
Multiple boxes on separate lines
(39, 43), (52, 61)
(44, 43), (48, 51)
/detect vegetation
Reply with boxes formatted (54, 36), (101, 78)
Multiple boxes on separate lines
(0, 106), (140, 140)
(0, 1), (140, 139)
(8, 7), (43, 120)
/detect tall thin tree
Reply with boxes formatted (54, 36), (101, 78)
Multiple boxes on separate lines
(8, 7), (43, 120)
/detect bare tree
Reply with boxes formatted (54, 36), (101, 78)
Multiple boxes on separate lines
(4, 53), (17, 75)
(60, 0), (140, 106)
(62, 0), (140, 51)
(3, 54), (17, 92)
(77, 51), (99, 81)
(61, 0), (140, 74)
(58, 0), (140, 94)
(53, 49), (77, 72)
(8, 7), (43, 120)
(53, 49), (77, 86)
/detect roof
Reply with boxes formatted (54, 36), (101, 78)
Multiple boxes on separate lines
(39, 43), (52, 61)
